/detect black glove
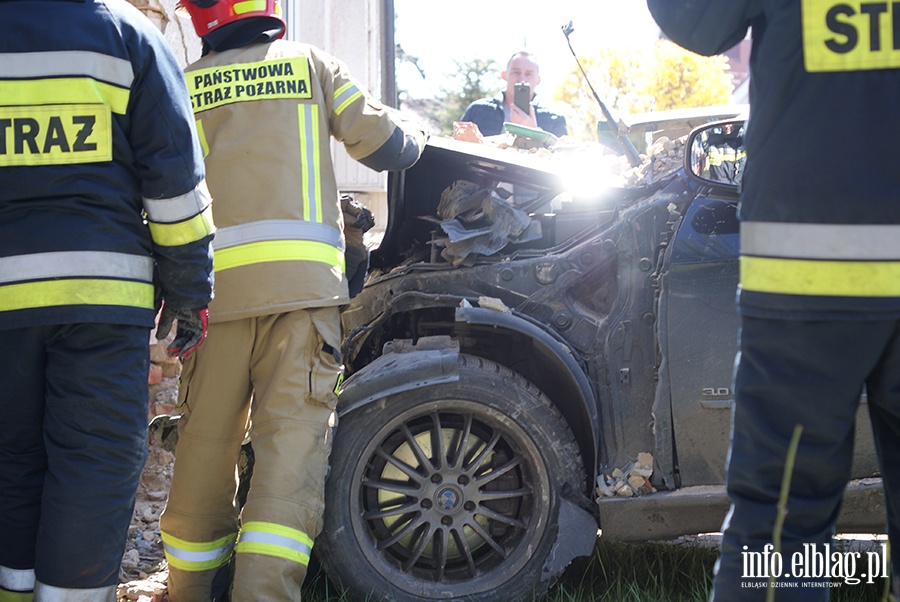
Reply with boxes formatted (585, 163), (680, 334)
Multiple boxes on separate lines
(156, 303), (209, 358)
(341, 194), (375, 298)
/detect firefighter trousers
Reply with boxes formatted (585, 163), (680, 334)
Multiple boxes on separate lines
(160, 307), (341, 602)
(0, 324), (149, 600)
(710, 316), (900, 601)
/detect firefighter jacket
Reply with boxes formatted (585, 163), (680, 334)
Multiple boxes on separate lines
(185, 39), (421, 322)
(0, 0), (215, 332)
(648, 0), (900, 319)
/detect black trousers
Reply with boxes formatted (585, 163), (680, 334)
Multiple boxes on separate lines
(711, 316), (900, 601)
(0, 323), (149, 590)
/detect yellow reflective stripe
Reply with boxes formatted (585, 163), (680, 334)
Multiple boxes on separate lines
(148, 204), (215, 247)
(0, 590), (33, 602)
(160, 531), (236, 572)
(297, 104), (323, 222)
(0, 279), (154, 312)
(235, 521), (312, 566)
(0, 78), (130, 115)
(333, 81), (362, 115)
(802, 0), (900, 72)
(234, 0), (266, 13)
(742, 221), (900, 260)
(708, 148), (745, 165)
(741, 256), (900, 297)
(0, 51), (134, 87)
(214, 239), (344, 272)
(196, 119), (209, 158)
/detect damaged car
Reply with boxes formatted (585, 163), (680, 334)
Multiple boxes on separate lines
(314, 122), (886, 602)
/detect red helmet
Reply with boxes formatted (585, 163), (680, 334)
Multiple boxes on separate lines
(178, 0), (285, 39)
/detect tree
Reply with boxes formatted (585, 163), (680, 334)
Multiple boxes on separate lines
(430, 57), (500, 136)
(553, 39), (734, 141)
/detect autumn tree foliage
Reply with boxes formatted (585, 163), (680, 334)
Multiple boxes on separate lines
(553, 39), (735, 141)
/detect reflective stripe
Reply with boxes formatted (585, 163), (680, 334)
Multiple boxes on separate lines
(148, 204), (216, 247)
(741, 256), (900, 297)
(0, 79), (130, 116)
(196, 119), (209, 158)
(235, 521), (312, 565)
(708, 147), (745, 165)
(233, 0), (267, 13)
(0, 590), (33, 602)
(742, 222), (900, 260)
(214, 220), (342, 250)
(33, 581), (115, 602)
(0, 251), (153, 285)
(143, 180), (212, 224)
(333, 81), (362, 115)
(0, 565), (34, 592)
(0, 51), (133, 88)
(214, 239), (344, 272)
(298, 104), (322, 222)
(0, 279), (155, 312)
(160, 531), (237, 572)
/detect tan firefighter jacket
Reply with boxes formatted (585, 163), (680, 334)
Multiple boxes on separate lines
(185, 40), (401, 322)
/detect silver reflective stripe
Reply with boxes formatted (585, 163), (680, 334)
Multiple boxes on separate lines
(143, 180), (212, 224)
(0, 51), (133, 87)
(333, 82), (361, 110)
(0, 251), (154, 285)
(300, 103), (319, 222)
(163, 539), (234, 564)
(0, 565), (34, 591)
(238, 530), (312, 557)
(33, 581), (115, 602)
(741, 222), (900, 260)
(213, 219), (343, 251)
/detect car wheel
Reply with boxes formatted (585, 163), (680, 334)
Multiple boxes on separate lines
(317, 354), (585, 601)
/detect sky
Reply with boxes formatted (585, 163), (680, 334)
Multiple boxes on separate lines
(393, 1), (662, 99)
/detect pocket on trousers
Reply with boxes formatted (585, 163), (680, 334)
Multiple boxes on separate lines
(309, 307), (343, 411)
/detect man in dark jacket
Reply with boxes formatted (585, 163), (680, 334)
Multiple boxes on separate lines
(460, 50), (568, 138)
(0, 0), (214, 600)
(648, 1), (900, 600)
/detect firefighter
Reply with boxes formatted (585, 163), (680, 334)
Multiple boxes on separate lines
(158, 2), (426, 600)
(648, 1), (900, 600)
(0, 0), (215, 600)
(705, 123), (745, 185)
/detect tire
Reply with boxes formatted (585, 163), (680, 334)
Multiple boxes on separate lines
(317, 354), (585, 602)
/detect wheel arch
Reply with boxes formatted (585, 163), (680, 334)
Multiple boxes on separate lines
(339, 305), (601, 494)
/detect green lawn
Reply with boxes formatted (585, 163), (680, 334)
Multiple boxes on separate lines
(303, 538), (891, 602)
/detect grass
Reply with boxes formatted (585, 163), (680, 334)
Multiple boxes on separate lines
(301, 538), (890, 602)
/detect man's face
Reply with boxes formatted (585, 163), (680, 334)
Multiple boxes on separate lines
(502, 55), (541, 101)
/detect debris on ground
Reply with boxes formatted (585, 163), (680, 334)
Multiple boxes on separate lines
(596, 452), (656, 498)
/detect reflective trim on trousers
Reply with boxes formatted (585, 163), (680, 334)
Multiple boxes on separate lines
(32, 581), (115, 602)
(235, 521), (313, 566)
(161, 531), (237, 572)
(0, 566), (34, 592)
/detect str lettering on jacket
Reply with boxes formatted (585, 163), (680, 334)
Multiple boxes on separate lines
(0, 104), (111, 166)
(188, 57), (313, 112)
(803, 0), (900, 70)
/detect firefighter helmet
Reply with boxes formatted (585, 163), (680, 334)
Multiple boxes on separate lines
(178, 0), (285, 39)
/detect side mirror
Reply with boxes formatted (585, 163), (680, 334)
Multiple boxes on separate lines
(685, 120), (746, 190)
